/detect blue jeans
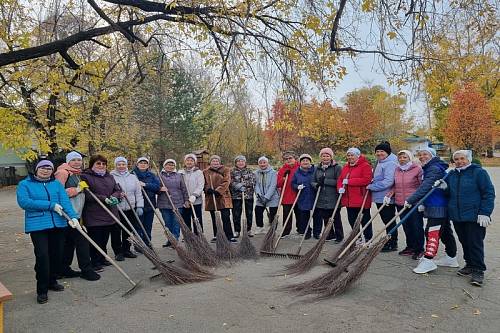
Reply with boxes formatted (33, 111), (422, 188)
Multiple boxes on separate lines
(160, 208), (183, 240)
(138, 209), (155, 245)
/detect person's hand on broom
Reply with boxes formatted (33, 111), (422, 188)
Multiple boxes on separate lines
(105, 196), (119, 206)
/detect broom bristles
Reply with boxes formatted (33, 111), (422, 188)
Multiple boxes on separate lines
(214, 212), (237, 261)
(260, 216), (278, 253)
(316, 236), (389, 299)
(326, 215), (362, 263)
(283, 218), (334, 275)
(237, 226), (258, 259)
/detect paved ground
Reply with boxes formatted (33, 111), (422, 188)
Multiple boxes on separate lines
(1, 168), (499, 333)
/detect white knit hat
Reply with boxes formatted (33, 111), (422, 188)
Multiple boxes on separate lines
(163, 159), (177, 167)
(114, 156), (128, 165)
(346, 148), (361, 157)
(66, 151), (82, 163)
(397, 150), (414, 161)
(453, 150), (472, 162)
(184, 153), (197, 163)
(299, 154), (312, 162)
(136, 156), (149, 164)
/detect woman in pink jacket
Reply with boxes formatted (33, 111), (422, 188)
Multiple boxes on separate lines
(385, 150), (424, 260)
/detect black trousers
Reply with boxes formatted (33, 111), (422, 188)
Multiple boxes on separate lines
(30, 228), (65, 294)
(282, 204), (300, 236)
(424, 218), (457, 259)
(87, 224), (121, 265)
(396, 205), (424, 252)
(255, 205), (278, 228)
(346, 207), (372, 241)
(231, 199), (254, 232)
(120, 209), (140, 253)
(453, 221), (486, 271)
(62, 227), (92, 273)
(376, 203), (398, 246)
(297, 209), (310, 235)
(313, 208), (343, 240)
(209, 208), (234, 240)
(181, 203), (204, 235)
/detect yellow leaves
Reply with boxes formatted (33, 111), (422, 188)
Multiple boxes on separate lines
(304, 15), (322, 34)
(361, 0), (376, 12)
(387, 31), (397, 40)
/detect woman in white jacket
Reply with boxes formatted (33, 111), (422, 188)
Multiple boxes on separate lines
(178, 154), (205, 235)
(110, 156), (144, 261)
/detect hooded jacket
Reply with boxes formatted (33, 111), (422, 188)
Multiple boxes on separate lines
(230, 166), (256, 200)
(203, 165), (233, 210)
(312, 162), (342, 209)
(54, 163), (85, 216)
(367, 153), (398, 203)
(110, 170), (144, 211)
(157, 170), (189, 209)
(178, 167), (205, 205)
(17, 175), (78, 233)
(389, 162), (423, 206)
(446, 164), (495, 222)
(80, 169), (121, 227)
(132, 167), (160, 211)
(254, 166), (279, 207)
(291, 165), (316, 210)
(277, 161), (300, 205)
(407, 157), (449, 218)
(337, 155), (372, 208)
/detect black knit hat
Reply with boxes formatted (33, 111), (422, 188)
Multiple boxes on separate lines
(375, 141), (391, 155)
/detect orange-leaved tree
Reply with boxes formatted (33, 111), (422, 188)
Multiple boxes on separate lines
(444, 83), (493, 153)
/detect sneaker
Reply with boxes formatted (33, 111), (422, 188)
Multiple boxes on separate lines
(230, 238), (238, 243)
(413, 257), (437, 274)
(434, 255), (459, 268)
(381, 243), (398, 252)
(313, 235), (320, 240)
(80, 270), (101, 281)
(92, 264), (104, 273)
(115, 254), (125, 261)
(305, 233), (311, 240)
(412, 251), (424, 260)
(234, 232), (240, 238)
(325, 237), (334, 242)
(163, 241), (172, 248)
(398, 247), (414, 256)
(248, 230), (254, 237)
(48, 282), (64, 291)
(457, 266), (473, 277)
(470, 271), (484, 287)
(334, 238), (343, 244)
(210, 237), (217, 243)
(123, 251), (137, 259)
(58, 268), (81, 279)
(280, 235), (290, 239)
(255, 227), (265, 234)
(37, 293), (48, 304)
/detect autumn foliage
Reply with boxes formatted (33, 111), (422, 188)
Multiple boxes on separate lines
(444, 83), (493, 152)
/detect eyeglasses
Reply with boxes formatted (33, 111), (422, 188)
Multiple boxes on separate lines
(95, 162), (107, 166)
(38, 167), (53, 171)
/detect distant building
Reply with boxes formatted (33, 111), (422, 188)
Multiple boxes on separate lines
(0, 146), (27, 186)
(402, 135), (431, 155)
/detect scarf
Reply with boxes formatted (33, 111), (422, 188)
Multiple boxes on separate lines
(399, 161), (413, 171)
(456, 163), (472, 172)
(34, 175), (51, 182)
(92, 167), (106, 176)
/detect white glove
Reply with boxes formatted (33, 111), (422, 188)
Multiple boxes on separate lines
(342, 179), (348, 185)
(338, 188), (345, 194)
(189, 195), (196, 204)
(383, 196), (391, 205)
(433, 179), (447, 190)
(477, 215), (491, 228)
(138, 181), (146, 187)
(297, 184), (305, 190)
(404, 201), (412, 208)
(53, 203), (63, 216)
(418, 205), (425, 212)
(68, 218), (80, 229)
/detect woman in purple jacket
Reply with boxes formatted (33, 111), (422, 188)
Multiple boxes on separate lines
(80, 155), (123, 271)
(157, 159), (189, 247)
(386, 150), (424, 260)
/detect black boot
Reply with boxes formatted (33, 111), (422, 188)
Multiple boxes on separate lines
(48, 282), (64, 291)
(58, 268), (81, 279)
(470, 270), (484, 287)
(37, 293), (48, 304)
(80, 270), (101, 281)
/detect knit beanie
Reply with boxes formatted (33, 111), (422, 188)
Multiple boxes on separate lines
(258, 156), (269, 163)
(397, 150), (414, 161)
(375, 141), (391, 155)
(319, 147), (334, 158)
(35, 160), (54, 171)
(299, 154), (312, 162)
(417, 147), (436, 157)
(66, 151), (82, 163)
(234, 155), (247, 163)
(453, 150), (472, 162)
(136, 156), (149, 164)
(209, 155), (221, 163)
(114, 156), (128, 165)
(184, 153), (197, 163)
(163, 159), (177, 167)
(347, 147), (361, 157)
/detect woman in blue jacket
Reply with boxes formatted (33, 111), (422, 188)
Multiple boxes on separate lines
(438, 150), (495, 286)
(16, 160), (79, 304)
(291, 154), (316, 239)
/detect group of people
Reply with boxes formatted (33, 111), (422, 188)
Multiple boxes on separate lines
(16, 141), (495, 304)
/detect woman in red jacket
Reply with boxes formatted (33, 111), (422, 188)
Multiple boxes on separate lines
(276, 151), (300, 237)
(337, 148), (373, 241)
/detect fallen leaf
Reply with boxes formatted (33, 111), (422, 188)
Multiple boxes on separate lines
(450, 305), (459, 310)
(431, 314), (439, 318)
(269, 305), (276, 310)
(225, 277), (233, 281)
(473, 309), (481, 315)
(223, 323), (227, 326)
(303, 313), (308, 316)
(169, 315), (174, 318)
